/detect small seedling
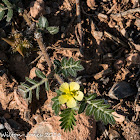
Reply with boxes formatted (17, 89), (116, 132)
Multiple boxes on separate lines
(37, 16), (59, 35)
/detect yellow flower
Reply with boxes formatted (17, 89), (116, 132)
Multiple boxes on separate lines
(58, 82), (84, 108)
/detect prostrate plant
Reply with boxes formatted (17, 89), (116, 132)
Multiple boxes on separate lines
(52, 81), (115, 132)
(0, 0), (14, 22)
(52, 58), (115, 132)
(18, 69), (49, 103)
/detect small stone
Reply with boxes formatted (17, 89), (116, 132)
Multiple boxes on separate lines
(112, 112), (125, 123)
(30, 0), (45, 18)
(108, 128), (120, 140)
(8, 119), (21, 130)
(126, 53), (140, 65)
(0, 124), (5, 130)
(26, 122), (60, 140)
(46, 6), (51, 14)
(136, 105), (140, 112)
(108, 81), (137, 99)
(135, 18), (140, 30)
(87, 0), (96, 9)
(3, 113), (11, 119)
(52, 2), (59, 9)
(114, 59), (124, 70)
(29, 67), (37, 79)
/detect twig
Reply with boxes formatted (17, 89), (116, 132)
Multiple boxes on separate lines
(34, 32), (63, 84)
(107, 3), (117, 14)
(110, 8), (140, 18)
(76, 0), (83, 48)
(104, 31), (128, 47)
(35, 33), (52, 68)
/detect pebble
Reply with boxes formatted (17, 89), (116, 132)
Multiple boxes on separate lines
(0, 124), (5, 130)
(29, 67), (37, 79)
(26, 122), (60, 140)
(114, 59), (124, 70)
(8, 119), (21, 130)
(46, 6), (51, 14)
(126, 52), (140, 65)
(108, 128), (120, 140)
(87, 0), (96, 9)
(108, 81), (137, 99)
(3, 113), (11, 119)
(112, 112), (125, 123)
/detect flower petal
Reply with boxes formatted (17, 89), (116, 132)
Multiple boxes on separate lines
(74, 91), (84, 101)
(58, 95), (68, 104)
(59, 82), (69, 93)
(69, 82), (80, 91)
(67, 96), (77, 108)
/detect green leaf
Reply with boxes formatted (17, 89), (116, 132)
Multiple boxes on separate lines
(29, 90), (32, 103)
(0, 11), (5, 21)
(36, 86), (40, 100)
(61, 69), (68, 77)
(78, 102), (87, 114)
(85, 98), (115, 125)
(2, 0), (12, 7)
(55, 89), (62, 96)
(85, 93), (97, 101)
(45, 81), (49, 91)
(18, 69), (49, 103)
(38, 16), (48, 29)
(61, 57), (67, 67)
(25, 77), (38, 85)
(35, 68), (46, 79)
(6, 8), (13, 22)
(46, 26), (59, 35)
(52, 96), (60, 115)
(59, 108), (77, 132)
(21, 83), (30, 89)
(54, 59), (61, 67)
(68, 68), (77, 77)
(59, 57), (84, 78)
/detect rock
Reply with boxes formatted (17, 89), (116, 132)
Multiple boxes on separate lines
(3, 113), (11, 119)
(108, 81), (137, 99)
(114, 59), (124, 70)
(87, 0), (96, 9)
(29, 67), (37, 79)
(0, 124), (5, 130)
(126, 52), (140, 65)
(26, 122), (60, 140)
(136, 105), (140, 112)
(108, 129), (120, 140)
(135, 18), (140, 30)
(46, 6), (51, 14)
(30, 0), (45, 18)
(112, 112), (125, 123)
(8, 119), (21, 131)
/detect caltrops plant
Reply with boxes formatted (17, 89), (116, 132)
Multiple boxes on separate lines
(19, 56), (115, 132)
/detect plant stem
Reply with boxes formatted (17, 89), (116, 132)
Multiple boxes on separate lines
(35, 32), (63, 84)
